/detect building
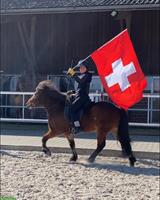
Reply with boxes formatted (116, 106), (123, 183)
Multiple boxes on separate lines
(0, 0), (160, 125)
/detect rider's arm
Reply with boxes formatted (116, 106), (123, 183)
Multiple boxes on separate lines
(73, 73), (92, 84)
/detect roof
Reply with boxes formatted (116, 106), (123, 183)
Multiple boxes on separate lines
(1, 0), (160, 15)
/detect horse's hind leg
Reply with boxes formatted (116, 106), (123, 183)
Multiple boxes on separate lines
(66, 134), (78, 162)
(42, 130), (53, 156)
(88, 133), (106, 163)
(118, 129), (136, 167)
(118, 110), (136, 167)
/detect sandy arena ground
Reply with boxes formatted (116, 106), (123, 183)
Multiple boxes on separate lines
(0, 150), (159, 200)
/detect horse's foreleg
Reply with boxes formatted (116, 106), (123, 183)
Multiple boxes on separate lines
(42, 130), (53, 156)
(66, 134), (78, 162)
(88, 134), (106, 163)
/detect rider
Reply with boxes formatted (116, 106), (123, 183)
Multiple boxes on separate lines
(67, 60), (92, 134)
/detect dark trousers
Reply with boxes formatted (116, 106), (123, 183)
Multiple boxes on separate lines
(70, 95), (89, 123)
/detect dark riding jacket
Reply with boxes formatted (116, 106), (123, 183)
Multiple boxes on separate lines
(73, 71), (92, 97)
(68, 71), (92, 123)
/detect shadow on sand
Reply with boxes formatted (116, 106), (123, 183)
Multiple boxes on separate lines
(68, 159), (160, 176)
(0, 150), (27, 159)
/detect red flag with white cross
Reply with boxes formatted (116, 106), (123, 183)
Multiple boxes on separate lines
(90, 29), (147, 110)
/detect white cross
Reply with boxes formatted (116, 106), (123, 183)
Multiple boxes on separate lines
(105, 58), (136, 91)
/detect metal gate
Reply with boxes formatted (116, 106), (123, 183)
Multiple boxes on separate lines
(1, 91), (159, 127)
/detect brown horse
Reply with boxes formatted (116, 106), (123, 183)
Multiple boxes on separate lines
(26, 80), (136, 166)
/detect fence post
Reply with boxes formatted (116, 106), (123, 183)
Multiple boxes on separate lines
(147, 96), (150, 124)
(22, 94), (25, 119)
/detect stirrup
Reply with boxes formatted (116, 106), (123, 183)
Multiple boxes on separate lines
(71, 126), (81, 135)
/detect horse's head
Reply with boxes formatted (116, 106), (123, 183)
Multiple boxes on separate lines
(26, 80), (56, 109)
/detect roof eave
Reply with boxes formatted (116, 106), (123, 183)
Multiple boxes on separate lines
(1, 4), (160, 15)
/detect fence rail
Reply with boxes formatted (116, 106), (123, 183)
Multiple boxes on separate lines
(0, 91), (160, 127)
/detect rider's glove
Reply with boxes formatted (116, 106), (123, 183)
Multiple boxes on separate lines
(67, 68), (76, 76)
(67, 90), (75, 95)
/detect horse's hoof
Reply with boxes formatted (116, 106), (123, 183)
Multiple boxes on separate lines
(42, 148), (51, 156)
(69, 155), (78, 162)
(88, 157), (95, 163)
(129, 156), (136, 167)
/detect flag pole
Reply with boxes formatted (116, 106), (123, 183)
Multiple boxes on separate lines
(71, 29), (128, 70)
(72, 54), (91, 70)
(65, 54), (92, 74)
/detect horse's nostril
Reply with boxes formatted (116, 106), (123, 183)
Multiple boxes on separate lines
(26, 101), (33, 109)
(26, 103), (30, 108)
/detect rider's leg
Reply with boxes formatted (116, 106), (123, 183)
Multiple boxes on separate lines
(70, 97), (85, 134)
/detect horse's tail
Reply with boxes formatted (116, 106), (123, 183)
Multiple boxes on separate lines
(118, 108), (132, 156)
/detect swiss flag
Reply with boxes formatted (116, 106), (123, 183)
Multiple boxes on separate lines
(90, 29), (147, 110)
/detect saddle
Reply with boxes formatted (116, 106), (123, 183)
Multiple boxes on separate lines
(64, 91), (94, 123)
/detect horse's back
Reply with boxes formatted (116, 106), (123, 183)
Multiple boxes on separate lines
(90, 101), (120, 115)
(81, 101), (121, 132)
(93, 101), (119, 110)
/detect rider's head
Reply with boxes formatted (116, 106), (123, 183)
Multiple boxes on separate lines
(78, 60), (88, 74)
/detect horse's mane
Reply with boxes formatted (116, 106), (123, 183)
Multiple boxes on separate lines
(37, 80), (57, 91)
(36, 80), (66, 103)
